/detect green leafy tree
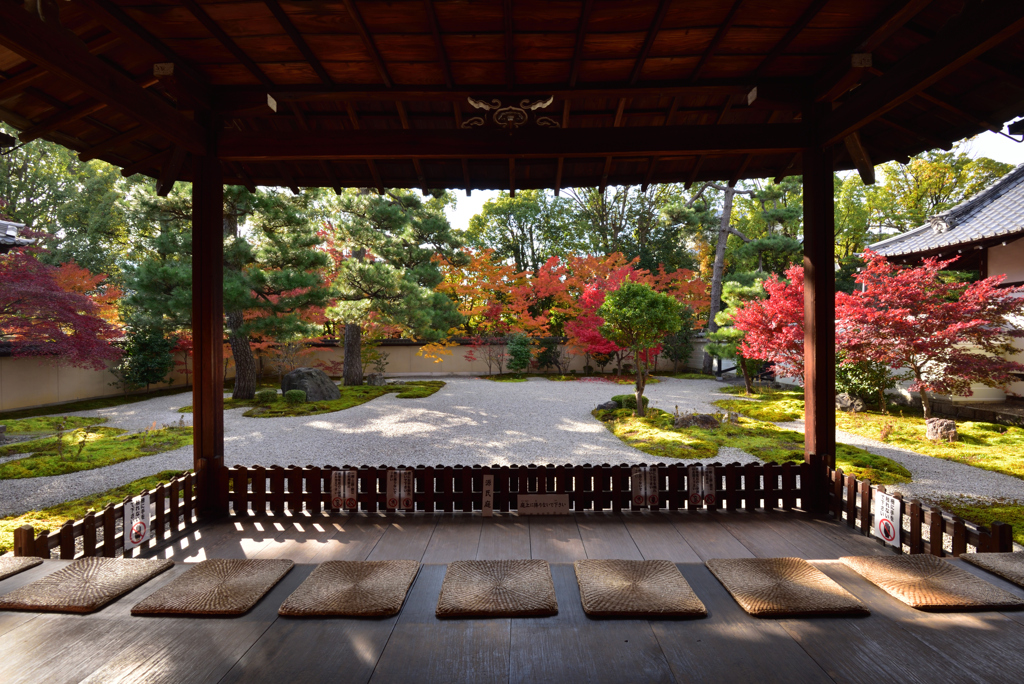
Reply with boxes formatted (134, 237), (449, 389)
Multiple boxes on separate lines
(705, 277), (765, 395)
(110, 322), (176, 393)
(327, 189), (465, 385)
(465, 190), (577, 273)
(834, 173), (870, 262)
(835, 351), (900, 412)
(597, 282), (682, 417)
(660, 307), (696, 373)
(506, 333), (532, 377)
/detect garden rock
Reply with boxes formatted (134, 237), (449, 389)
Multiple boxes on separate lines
(282, 367), (340, 402)
(365, 373), (386, 386)
(0, 425), (5, 444)
(836, 393), (866, 413)
(926, 417), (958, 442)
(674, 413), (722, 429)
(596, 401), (618, 411)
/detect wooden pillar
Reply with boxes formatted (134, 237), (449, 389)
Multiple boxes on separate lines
(803, 141), (836, 513)
(192, 146), (226, 516)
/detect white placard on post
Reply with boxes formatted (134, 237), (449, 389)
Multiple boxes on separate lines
(517, 493), (570, 515)
(400, 469), (414, 511)
(688, 465), (703, 507)
(124, 494), (152, 551)
(482, 474), (494, 517)
(631, 466), (647, 507)
(386, 470), (399, 510)
(874, 490), (902, 548)
(703, 466), (717, 506)
(331, 470), (357, 510)
(646, 466), (659, 507)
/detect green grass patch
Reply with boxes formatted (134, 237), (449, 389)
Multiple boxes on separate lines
(1, 416), (107, 435)
(180, 381), (446, 418)
(0, 426), (192, 479)
(594, 407), (910, 486)
(654, 372), (717, 380)
(0, 470), (188, 555)
(0, 386), (191, 421)
(938, 500), (1024, 549)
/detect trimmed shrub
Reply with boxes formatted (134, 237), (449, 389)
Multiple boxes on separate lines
(611, 394), (650, 410)
(254, 389), (277, 405)
(284, 389), (306, 406)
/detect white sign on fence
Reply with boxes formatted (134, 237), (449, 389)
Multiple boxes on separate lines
(873, 490), (902, 548)
(688, 465), (703, 506)
(331, 470), (357, 510)
(702, 466), (717, 506)
(124, 494), (152, 551)
(517, 493), (571, 515)
(631, 466), (660, 507)
(482, 474), (494, 517)
(386, 469), (415, 510)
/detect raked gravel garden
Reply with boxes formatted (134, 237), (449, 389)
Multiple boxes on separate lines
(3, 375), (1024, 526)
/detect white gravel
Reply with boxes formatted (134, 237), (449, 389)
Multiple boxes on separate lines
(0, 377), (759, 516)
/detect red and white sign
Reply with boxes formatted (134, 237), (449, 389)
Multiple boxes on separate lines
(703, 466), (717, 506)
(330, 470), (357, 510)
(123, 494), (152, 551)
(387, 469), (415, 511)
(874, 490), (902, 548)
(631, 466), (660, 508)
(688, 465), (703, 506)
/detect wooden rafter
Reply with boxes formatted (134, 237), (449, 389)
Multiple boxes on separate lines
(345, 102), (384, 193)
(0, 3), (204, 154)
(641, 97), (680, 191)
(866, 66), (1004, 134)
(78, 124), (147, 162)
(599, 97), (628, 190)
(690, 0), (745, 82)
(843, 132), (875, 185)
(503, 0), (515, 87)
(180, 0), (273, 88)
(0, 33), (119, 101)
(342, 0), (392, 88)
(509, 158), (516, 197)
(120, 148), (172, 177)
(874, 114), (948, 151)
(451, 102), (471, 195)
(156, 145), (187, 196)
(423, 0), (453, 89)
(396, 101), (426, 188)
(265, 0), (333, 86)
(751, 0), (829, 78)
(19, 100), (108, 143)
(685, 156), (705, 189)
(568, 0), (594, 88)
(629, 0), (670, 85)
(554, 99), (571, 195)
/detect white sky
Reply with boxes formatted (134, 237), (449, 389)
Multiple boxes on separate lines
(441, 128), (1024, 231)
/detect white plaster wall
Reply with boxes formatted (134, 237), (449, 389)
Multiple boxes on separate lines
(989, 235), (1024, 282)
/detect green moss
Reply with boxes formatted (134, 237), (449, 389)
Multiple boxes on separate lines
(0, 416), (107, 434)
(655, 372), (717, 380)
(0, 470), (188, 555)
(713, 398), (804, 422)
(594, 407), (910, 486)
(938, 501), (1024, 549)
(0, 426), (192, 479)
(0, 386), (191, 421)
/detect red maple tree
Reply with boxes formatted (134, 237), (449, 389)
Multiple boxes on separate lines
(732, 264), (806, 380)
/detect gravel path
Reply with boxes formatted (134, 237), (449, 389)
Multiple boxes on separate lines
(0, 377), (760, 516)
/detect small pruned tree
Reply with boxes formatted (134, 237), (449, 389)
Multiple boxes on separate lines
(597, 282), (682, 417)
(661, 306), (696, 373)
(706, 278), (766, 395)
(506, 333), (532, 377)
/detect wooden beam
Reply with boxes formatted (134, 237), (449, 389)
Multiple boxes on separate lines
(78, 124), (147, 162)
(752, 0), (829, 78)
(265, 0), (333, 86)
(181, 0), (272, 88)
(342, 0), (392, 88)
(396, 101), (426, 188)
(220, 124), (810, 161)
(773, 153), (799, 183)
(690, 0), (745, 82)
(0, 33), (120, 102)
(0, 4), (204, 154)
(599, 97), (628, 188)
(820, 0), (1024, 146)
(452, 101), (470, 194)
(843, 132), (875, 185)
(641, 96), (680, 190)
(345, 102), (384, 193)
(120, 148), (171, 177)
(156, 145), (187, 196)
(554, 157), (564, 196)
(568, 0), (594, 88)
(685, 155), (705, 189)
(509, 158), (516, 197)
(503, 0), (515, 87)
(19, 100), (107, 143)
(729, 154), (753, 186)
(802, 140), (837, 497)
(423, 0), (453, 89)
(191, 147), (226, 516)
(874, 114), (949, 151)
(629, 0), (670, 85)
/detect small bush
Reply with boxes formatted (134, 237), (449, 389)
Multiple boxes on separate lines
(254, 389), (277, 405)
(284, 390), (306, 406)
(611, 394), (650, 410)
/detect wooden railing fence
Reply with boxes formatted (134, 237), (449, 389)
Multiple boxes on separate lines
(12, 471), (199, 559)
(826, 466), (1014, 555)
(221, 461), (810, 514)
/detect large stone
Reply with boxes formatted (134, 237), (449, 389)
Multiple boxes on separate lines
(365, 373), (386, 386)
(281, 367), (340, 402)
(836, 393), (866, 413)
(926, 417), (958, 442)
(674, 413), (722, 429)
(596, 401), (618, 411)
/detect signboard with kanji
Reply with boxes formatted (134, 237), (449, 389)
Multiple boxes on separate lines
(688, 465), (703, 506)
(631, 466), (659, 507)
(124, 494), (151, 551)
(330, 470), (357, 510)
(873, 490), (902, 548)
(702, 466), (717, 506)
(517, 493), (570, 515)
(482, 474), (494, 517)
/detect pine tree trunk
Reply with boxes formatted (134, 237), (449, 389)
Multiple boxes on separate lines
(343, 323), (363, 386)
(634, 361), (647, 418)
(227, 310), (258, 400)
(703, 186), (737, 375)
(739, 356), (754, 395)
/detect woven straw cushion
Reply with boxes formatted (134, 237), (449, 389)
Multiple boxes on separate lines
(436, 560), (558, 618)
(0, 557), (43, 582)
(279, 560), (420, 617)
(0, 557), (173, 614)
(131, 559), (293, 616)
(706, 557), (869, 617)
(960, 552), (1024, 589)
(841, 554), (1024, 611)
(574, 559), (707, 618)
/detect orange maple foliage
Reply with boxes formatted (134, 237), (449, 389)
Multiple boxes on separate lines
(52, 261), (122, 327)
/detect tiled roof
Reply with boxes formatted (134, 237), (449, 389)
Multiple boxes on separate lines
(0, 220), (32, 253)
(868, 163), (1024, 257)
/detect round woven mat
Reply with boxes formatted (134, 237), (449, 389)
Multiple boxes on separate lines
(0, 557), (43, 583)
(574, 559), (706, 617)
(0, 557), (173, 613)
(131, 558), (293, 616)
(841, 554), (1024, 611)
(279, 560), (420, 617)
(436, 559), (557, 618)
(960, 552), (1024, 589)
(706, 557), (868, 617)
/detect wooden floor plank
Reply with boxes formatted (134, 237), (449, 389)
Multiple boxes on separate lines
(529, 516), (586, 562)
(369, 565), (511, 684)
(621, 512), (702, 563)
(0, 560), (67, 638)
(813, 559), (1024, 682)
(793, 517), (893, 557)
(717, 514), (808, 558)
(946, 557), (1024, 628)
(307, 514), (391, 562)
(169, 516), (282, 561)
(760, 516), (854, 560)
(668, 514), (755, 560)
(476, 515), (531, 560)
(366, 514), (439, 561)
(576, 513), (643, 560)
(509, 563), (674, 684)
(421, 514), (483, 563)
(653, 563), (834, 684)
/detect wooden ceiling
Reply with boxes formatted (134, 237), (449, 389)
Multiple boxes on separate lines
(0, 0), (1022, 194)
